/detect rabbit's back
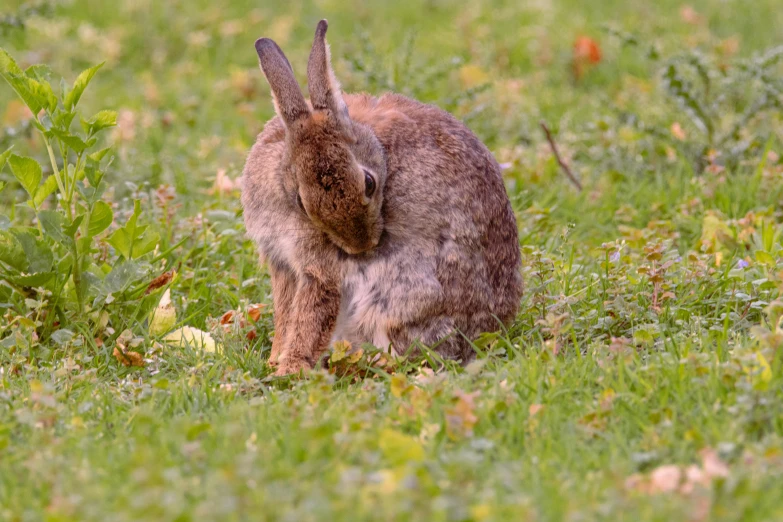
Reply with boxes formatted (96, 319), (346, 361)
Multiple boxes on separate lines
(338, 93), (522, 358)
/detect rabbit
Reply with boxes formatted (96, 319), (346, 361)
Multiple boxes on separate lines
(241, 20), (522, 376)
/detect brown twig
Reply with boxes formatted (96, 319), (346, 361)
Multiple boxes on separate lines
(539, 121), (583, 192)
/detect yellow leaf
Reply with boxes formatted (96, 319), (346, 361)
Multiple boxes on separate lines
(378, 429), (425, 466)
(459, 64), (489, 88)
(390, 374), (411, 398)
(164, 326), (219, 353)
(149, 288), (177, 336)
(756, 351), (773, 386)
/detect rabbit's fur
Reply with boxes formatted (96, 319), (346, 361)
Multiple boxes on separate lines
(242, 20), (522, 375)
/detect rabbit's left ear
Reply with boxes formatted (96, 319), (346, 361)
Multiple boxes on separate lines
(307, 20), (356, 143)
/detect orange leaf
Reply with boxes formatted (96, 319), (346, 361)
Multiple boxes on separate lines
(573, 36), (602, 64)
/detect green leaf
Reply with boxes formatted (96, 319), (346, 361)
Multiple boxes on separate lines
(8, 271), (55, 288)
(88, 201), (113, 238)
(64, 62), (104, 110)
(50, 329), (75, 345)
(0, 49), (55, 114)
(132, 230), (160, 259)
(0, 146), (12, 173)
(8, 154), (41, 199)
(12, 230), (53, 273)
(50, 128), (89, 153)
(755, 250), (776, 266)
(88, 147), (112, 164)
(25, 64), (52, 82)
(33, 176), (58, 207)
(0, 230), (28, 272)
(0, 48), (24, 76)
(38, 210), (70, 245)
(103, 259), (143, 294)
(82, 110), (117, 136)
(107, 200), (159, 260)
(64, 214), (84, 238)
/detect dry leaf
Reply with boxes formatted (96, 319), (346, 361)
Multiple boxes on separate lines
(529, 403), (544, 417)
(247, 303), (265, 322)
(208, 169), (237, 195)
(671, 122), (687, 141)
(145, 270), (175, 294)
(113, 346), (144, 367)
(700, 448), (729, 479)
(446, 390), (480, 439)
(649, 465), (682, 493)
(679, 5), (702, 25)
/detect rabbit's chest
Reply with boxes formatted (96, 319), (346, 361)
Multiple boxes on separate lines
(331, 266), (392, 351)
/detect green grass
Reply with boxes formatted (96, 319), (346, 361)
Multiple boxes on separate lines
(2, 0), (783, 520)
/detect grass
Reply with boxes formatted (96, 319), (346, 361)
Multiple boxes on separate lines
(2, 0), (783, 520)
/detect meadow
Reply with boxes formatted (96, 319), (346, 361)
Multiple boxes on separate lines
(1, 0), (783, 520)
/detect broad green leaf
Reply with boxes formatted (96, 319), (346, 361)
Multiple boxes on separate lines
(33, 176), (58, 207)
(64, 62), (104, 110)
(88, 201), (113, 237)
(755, 250), (776, 266)
(0, 230), (28, 272)
(82, 110), (117, 136)
(52, 108), (77, 130)
(50, 128), (89, 153)
(131, 230), (160, 259)
(8, 154), (41, 199)
(0, 49), (47, 113)
(8, 271), (55, 288)
(38, 210), (70, 245)
(0, 48), (24, 76)
(103, 259), (143, 294)
(107, 200), (159, 260)
(3, 72), (57, 114)
(50, 329), (75, 346)
(25, 64), (52, 82)
(0, 146), (12, 173)
(12, 230), (53, 273)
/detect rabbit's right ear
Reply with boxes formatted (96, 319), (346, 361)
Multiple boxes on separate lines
(307, 20), (356, 143)
(255, 38), (311, 128)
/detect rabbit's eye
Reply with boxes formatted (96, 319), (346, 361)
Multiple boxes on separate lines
(364, 170), (376, 198)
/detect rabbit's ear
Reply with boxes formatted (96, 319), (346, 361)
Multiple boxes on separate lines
(255, 38), (311, 128)
(307, 20), (356, 143)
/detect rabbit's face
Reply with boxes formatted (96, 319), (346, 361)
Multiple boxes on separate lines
(255, 21), (386, 254)
(290, 116), (385, 255)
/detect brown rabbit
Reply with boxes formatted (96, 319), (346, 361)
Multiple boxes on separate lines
(242, 20), (522, 375)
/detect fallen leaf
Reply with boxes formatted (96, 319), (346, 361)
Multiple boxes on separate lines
(446, 390), (480, 439)
(649, 464), (682, 493)
(700, 448), (729, 479)
(671, 122), (687, 141)
(208, 169), (236, 195)
(113, 346), (144, 367)
(679, 5), (702, 25)
(247, 303), (265, 322)
(145, 270), (175, 294)
(149, 289), (177, 336)
(529, 403), (544, 417)
(164, 326), (219, 353)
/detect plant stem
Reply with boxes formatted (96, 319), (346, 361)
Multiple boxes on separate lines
(44, 139), (68, 210)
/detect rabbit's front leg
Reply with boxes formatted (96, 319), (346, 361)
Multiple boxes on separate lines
(268, 262), (297, 368)
(275, 270), (340, 376)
